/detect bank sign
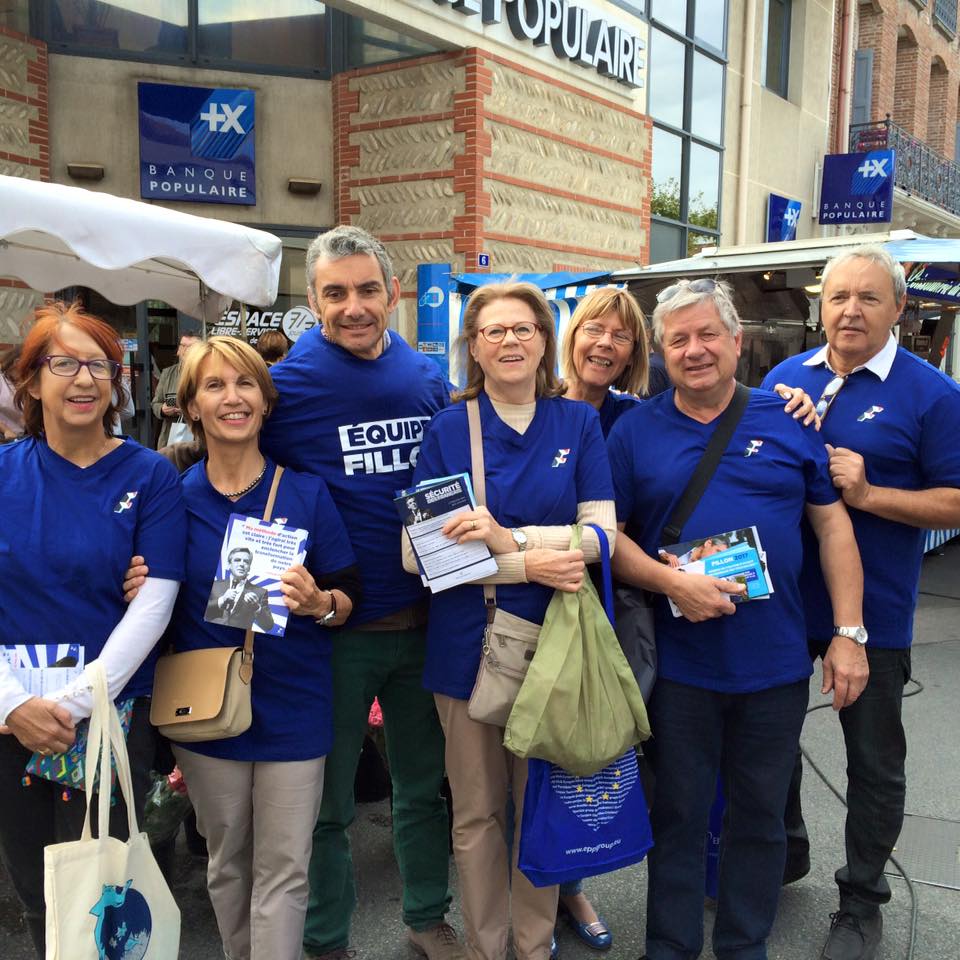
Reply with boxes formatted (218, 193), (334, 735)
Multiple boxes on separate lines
(766, 193), (801, 242)
(906, 265), (960, 305)
(433, 0), (644, 88)
(819, 150), (894, 224)
(138, 82), (255, 205)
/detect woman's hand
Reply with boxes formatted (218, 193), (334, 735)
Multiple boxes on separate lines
(523, 548), (585, 592)
(442, 506), (516, 555)
(4, 697), (75, 754)
(773, 383), (821, 430)
(122, 555), (149, 603)
(279, 563), (329, 618)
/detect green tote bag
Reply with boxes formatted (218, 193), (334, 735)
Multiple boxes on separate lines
(503, 526), (650, 776)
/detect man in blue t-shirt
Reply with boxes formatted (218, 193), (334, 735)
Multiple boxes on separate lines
(764, 246), (960, 960)
(260, 226), (461, 960)
(608, 279), (866, 960)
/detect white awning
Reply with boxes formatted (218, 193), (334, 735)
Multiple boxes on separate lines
(0, 175), (282, 321)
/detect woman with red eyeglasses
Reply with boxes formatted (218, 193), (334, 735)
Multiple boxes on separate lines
(0, 301), (186, 958)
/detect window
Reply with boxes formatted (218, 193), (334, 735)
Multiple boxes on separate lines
(33, 2), (440, 78)
(764, 0), (791, 98)
(933, 0), (958, 37)
(648, 1), (727, 261)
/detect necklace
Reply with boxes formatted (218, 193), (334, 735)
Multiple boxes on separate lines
(217, 460), (267, 499)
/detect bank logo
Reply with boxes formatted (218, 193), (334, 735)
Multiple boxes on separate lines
(852, 150), (892, 196)
(90, 879), (152, 960)
(744, 440), (764, 457)
(114, 491), (139, 514)
(191, 90), (254, 161)
(857, 405), (884, 422)
(783, 206), (800, 229)
(552, 448), (571, 468)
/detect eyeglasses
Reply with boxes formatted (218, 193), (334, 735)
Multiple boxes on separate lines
(37, 355), (120, 380)
(656, 278), (721, 304)
(580, 322), (634, 347)
(477, 322), (541, 344)
(814, 374), (848, 420)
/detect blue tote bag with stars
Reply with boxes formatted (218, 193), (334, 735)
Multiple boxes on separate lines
(518, 747), (653, 887)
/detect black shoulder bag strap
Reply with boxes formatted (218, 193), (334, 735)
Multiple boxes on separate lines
(660, 382), (750, 546)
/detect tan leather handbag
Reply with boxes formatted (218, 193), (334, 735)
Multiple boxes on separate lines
(150, 466), (284, 742)
(462, 399), (542, 727)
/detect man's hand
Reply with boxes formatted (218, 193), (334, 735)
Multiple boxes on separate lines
(826, 444), (871, 509)
(523, 548), (585, 593)
(5, 697), (76, 754)
(821, 636), (869, 710)
(218, 585), (242, 610)
(123, 556), (148, 603)
(773, 383), (820, 429)
(161, 403), (180, 418)
(667, 572), (745, 622)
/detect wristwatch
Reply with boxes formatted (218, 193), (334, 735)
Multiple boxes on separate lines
(316, 591), (337, 626)
(511, 528), (528, 552)
(833, 625), (868, 645)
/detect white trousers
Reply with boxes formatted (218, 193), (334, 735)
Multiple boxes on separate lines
(174, 747), (325, 960)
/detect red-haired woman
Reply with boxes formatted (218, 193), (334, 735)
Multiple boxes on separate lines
(0, 302), (186, 957)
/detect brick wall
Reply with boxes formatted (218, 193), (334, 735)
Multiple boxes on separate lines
(835, 1), (960, 161)
(0, 25), (48, 342)
(334, 48), (650, 338)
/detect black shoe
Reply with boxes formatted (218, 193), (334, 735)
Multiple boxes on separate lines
(820, 910), (882, 960)
(782, 850), (811, 885)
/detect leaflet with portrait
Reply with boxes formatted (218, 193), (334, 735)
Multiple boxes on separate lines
(658, 525), (774, 618)
(395, 472), (498, 593)
(203, 513), (308, 637)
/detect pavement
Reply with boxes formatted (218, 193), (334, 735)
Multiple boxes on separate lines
(2, 541), (959, 960)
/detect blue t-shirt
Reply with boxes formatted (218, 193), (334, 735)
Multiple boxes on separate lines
(607, 388), (838, 693)
(171, 460), (355, 761)
(764, 346), (960, 648)
(598, 390), (641, 438)
(262, 328), (450, 624)
(0, 437), (186, 699)
(415, 393), (614, 699)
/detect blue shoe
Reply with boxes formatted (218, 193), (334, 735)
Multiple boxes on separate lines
(558, 900), (613, 951)
(550, 935), (559, 959)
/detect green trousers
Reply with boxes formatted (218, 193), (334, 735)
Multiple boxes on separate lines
(302, 626), (451, 954)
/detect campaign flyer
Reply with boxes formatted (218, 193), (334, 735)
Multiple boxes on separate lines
(203, 513), (308, 636)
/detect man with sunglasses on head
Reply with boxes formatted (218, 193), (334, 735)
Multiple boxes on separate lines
(609, 277), (865, 960)
(763, 245), (960, 960)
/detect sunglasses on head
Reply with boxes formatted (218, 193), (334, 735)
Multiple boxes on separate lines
(656, 278), (722, 304)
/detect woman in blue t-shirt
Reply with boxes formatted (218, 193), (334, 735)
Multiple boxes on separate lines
(0, 302), (186, 958)
(403, 282), (616, 960)
(167, 337), (360, 960)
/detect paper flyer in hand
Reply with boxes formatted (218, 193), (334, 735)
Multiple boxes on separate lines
(203, 513), (309, 636)
(0, 644), (85, 697)
(659, 525), (773, 618)
(396, 472), (498, 593)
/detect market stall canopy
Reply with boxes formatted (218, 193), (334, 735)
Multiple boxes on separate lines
(0, 175), (282, 320)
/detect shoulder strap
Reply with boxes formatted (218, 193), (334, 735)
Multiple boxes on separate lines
(239, 465), (285, 683)
(661, 382), (750, 546)
(466, 399), (496, 621)
(587, 523), (614, 624)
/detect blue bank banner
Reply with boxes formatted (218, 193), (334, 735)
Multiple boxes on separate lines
(906, 265), (960, 305)
(819, 150), (894, 224)
(138, 82), (255, 205)
(766, 193), (802, 242)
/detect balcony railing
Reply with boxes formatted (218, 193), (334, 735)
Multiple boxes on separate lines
(849, 116), (960, 218)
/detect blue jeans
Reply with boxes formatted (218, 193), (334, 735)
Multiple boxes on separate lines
(645, 679), (808, 960)
(786, 644), (910, 919)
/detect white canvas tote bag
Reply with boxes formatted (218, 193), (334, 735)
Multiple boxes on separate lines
(43, 662), (180, 959)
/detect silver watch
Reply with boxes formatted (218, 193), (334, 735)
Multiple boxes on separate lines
(511, 528), (528, 552)
(833, 625), (868, 645)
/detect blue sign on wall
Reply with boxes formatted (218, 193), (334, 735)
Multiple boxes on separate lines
(819, 150), (894, 224)
(907, 265), (960, 305)
(138, 82), (255, 205)
(766, 193), (802, 242)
